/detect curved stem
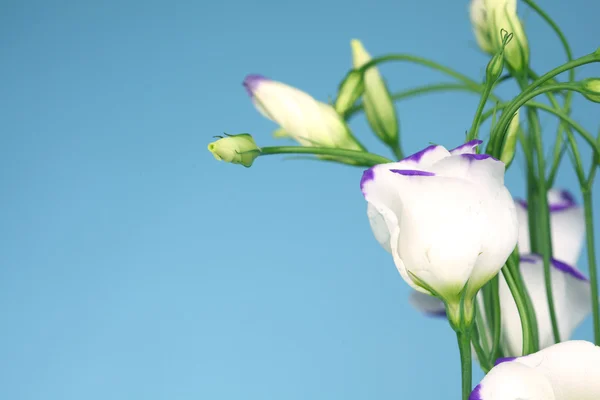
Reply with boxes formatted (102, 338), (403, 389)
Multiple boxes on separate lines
(481, 88), (600, 158)
(467, 83), (494, 141)
(583, 189), (600, 344)
(490, 51), (600, 151)
(259, 146), (392, 166)
(344, 83), (492, 120)
(517, 74), (561, 345)
(353, 54), (503, 103)
(502, 265), (534, 355)
(489, 276), (502, 362)
(456, 330), (472, 400)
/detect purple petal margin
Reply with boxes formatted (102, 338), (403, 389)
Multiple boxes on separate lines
(389, 169), (435, 176)
(551, 259), (588, 281)
(424, 309), (447, 318)
(520, 255), (538, 264)
(515, 199), (528, 209)
(469, 384), (482, 400)
(515, 189), (577, 212)
(520, 255), (588, 281)
(401, 145), (439, 163)
(494, 356), (517, 366)
(461, 153), (499, 161)
(360, 168), (375, 195)
(243, 74), (268, 97)
(450, 139), (483, 154)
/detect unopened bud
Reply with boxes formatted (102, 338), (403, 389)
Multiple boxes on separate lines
(581, 78), (600, 103)
(334, 69), (364, 115)
(208, 133), (260, 168)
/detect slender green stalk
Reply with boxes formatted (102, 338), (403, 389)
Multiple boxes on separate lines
(501, 266), (534, 355)
(488, 276), (502, 362)
(490, 50), (600, 150)
(480, 95), (600, 158)
(582, 189), (600, 344)
(516, 74), (562, 345)
(456, 330), (472, 400)
(467, 83), (494, 141)
(344, 83), (490, 120)
(259, 146), (392, 167)
(391, 144), (404, 161)
(471, 323), (491, 373)
(353, 54), (503, 103)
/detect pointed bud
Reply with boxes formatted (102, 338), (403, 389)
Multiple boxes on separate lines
(208, 133), (260, 168)
(500, 110), (520, 166)
(334, 69), (364, 115)
(469, 0), (529, 72)
(486, 52), (505, 84)
(350, 39), (399, 146)
(242, 74), (363, 150)
(581, 78), (600, 103)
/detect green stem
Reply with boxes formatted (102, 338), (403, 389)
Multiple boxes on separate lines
(490, 50), (600, 150)
(259, 146), (392, 167)
(353, 54), (503, 103)
(501, 266), (534, 355)
(391, 143), (404, 161)
(456, 330), (472, 400)
(583, 189), (600, 344)
(467, 83), (494, 141)
(480, 95), (600, 158)
(522, 0), (575, 82)
(488, 276), (502, 362)
(517, 75), (562, 346)
(471, 322), (491, 373)
(344, 83), (493, 120)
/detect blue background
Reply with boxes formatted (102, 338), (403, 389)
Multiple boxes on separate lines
(1, 0), (599, 398)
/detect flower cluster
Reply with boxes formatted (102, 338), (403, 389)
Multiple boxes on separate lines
(209, 0), (600, 398)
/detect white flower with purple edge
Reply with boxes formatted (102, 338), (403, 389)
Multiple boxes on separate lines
(243, 74), (363, 151)
(471, 341), (600, 399)
(410, 188), (592, 358)
(361, 139), (518, 321)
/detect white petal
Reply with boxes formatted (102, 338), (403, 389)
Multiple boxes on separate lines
(514, 189), (585, 265)
(391, 173), (487, 300)
(472, 361), (556, 400)
(367, 203), (392, 253)
(498, 255), (591, 356)
(449, 139), (483, 155)
(243, 75), (359, 149)
(513, 341), (600, 400)
(376, 145), (451, 173)
(515, 199), (531, 254)
(429, 154), (518, 293)
(408, 290), (446, 317)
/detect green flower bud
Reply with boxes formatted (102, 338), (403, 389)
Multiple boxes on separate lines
(334, 69), (364, 115)
(350, 39), (399, 147)
(208, 134), (260, 168)
(500, 110), (520, 167)
(581, 78), (600, 103)
(486, 52), (505, 83)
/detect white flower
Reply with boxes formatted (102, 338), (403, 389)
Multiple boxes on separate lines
(516, 189), (585, 266)
(498, 254), (591, 356)
(243, 74), (363, 150)
(410, 189), (591, 356)
(469, 0), (529, 71)
(361, 139), (518, 317)
(472, 341), (600, 399)
(350, 39), (399, 146)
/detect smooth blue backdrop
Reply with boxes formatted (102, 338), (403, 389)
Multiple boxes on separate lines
(1, 1), (599, 399)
